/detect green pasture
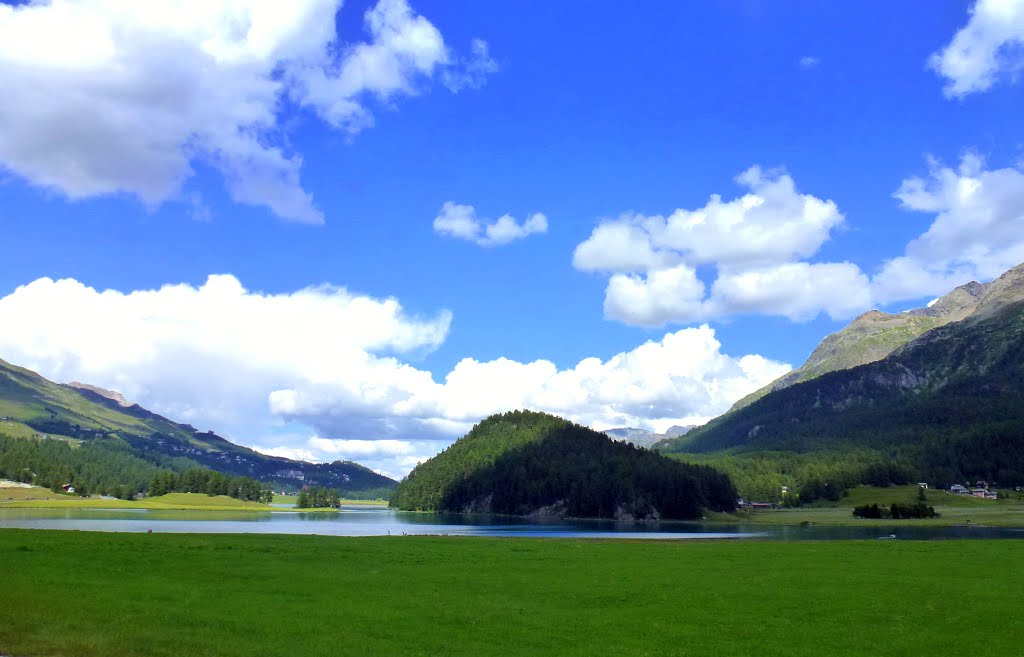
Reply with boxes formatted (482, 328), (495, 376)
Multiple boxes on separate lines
(837, 484), (1022, 507)
(0, 490), (337, 513)
(0, 530), (1020, 657)
(721, 485), (1024, 526)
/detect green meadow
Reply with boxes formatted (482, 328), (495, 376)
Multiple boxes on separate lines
(720, 485), (1024, 527)
(1, 530), (1021, 657)
(0, 490), (337, 512)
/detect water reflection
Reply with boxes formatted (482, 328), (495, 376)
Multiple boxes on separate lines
(0, 506), (1021, 540)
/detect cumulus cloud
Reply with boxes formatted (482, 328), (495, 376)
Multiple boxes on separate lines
(0, 274), (451, 429)
(929, 0), (1024, 98)
(271, 325), (790, 440)
(574, 166), (870, 326)
(874, 153), (1024, 302)
(433, 202), (548, 246)
(0, 275), (788, 477)
(603, 266), (707, 326)
(711, 263), (872, 322)
(0, 0), (494, 223)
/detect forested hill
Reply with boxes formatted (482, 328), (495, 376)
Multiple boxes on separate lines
(0, 357), (395, 496)
(658, 295), (1024, 488)
(390, 410), (736, 520)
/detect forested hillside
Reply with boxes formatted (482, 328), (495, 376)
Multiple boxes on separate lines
(726, 266), (1016, 412)
(0, 357), (395, 497)
(659, 297), (1024, 498)
(392, 410), (736, 520)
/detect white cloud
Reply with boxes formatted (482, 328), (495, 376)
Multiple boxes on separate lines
(574, 166), (870, 326)
(710, 263), (872, 322)
(799, 56), (820, 70)
(0, 0), (494, 223)
(433, 202), (548, 246)
(441, 38), (499, 92)
(577, 167), (843, 271)
(572, 218), (680, 272)
(271, 324), (791, 443)
(874, 154), (1024, 302)
(603, 265), (707, 325)
(0, 274), (451, 431)
(0, 275), (789, 477)
(307, 438), (419, 457)
(255, 445), (320, 462)
(929, 0), (1024, 98)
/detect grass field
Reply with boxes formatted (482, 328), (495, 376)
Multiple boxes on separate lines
(716, 485), (1024, 527)
(0, 490), (339, 512)
(0, 530), (1020, 657)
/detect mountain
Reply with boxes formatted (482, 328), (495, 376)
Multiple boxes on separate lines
(603, 424), (694, 448)
(657, 263), (1024, 490)
(0, 357), (395, 495)
(391, 410), (736, 520)
(728, 276), (994, 412)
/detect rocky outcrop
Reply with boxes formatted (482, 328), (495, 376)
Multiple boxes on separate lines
(66, 382), (133, 407)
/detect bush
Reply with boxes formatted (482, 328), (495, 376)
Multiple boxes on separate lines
(852, 501), (939, 519)
(890, 502), (938, 519)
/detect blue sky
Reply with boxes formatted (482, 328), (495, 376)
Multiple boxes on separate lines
(1, 0), (1023, 477)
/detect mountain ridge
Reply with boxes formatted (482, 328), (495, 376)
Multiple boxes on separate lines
(658, 297), (1024, 488)
(727, 262), (1024, 413)
(0, 356), (395, 494)
(652, 262), (1024, 498)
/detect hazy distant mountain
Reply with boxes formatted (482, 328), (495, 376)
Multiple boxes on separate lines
(603, 424), (695, 448)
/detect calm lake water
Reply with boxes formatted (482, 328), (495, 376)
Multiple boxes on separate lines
(1, 506), (1023, 540)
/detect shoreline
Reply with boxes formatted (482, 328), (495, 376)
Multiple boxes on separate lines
(0, 491), (375, 513)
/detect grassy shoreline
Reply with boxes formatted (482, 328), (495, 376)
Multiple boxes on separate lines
(705, 504), (1024, 527)
(0, 490), (341, 513)
(710, 484), (1024, 527)
(1, 529), (1021, 657)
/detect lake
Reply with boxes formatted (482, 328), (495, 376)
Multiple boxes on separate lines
(2, 505), (1023, 540)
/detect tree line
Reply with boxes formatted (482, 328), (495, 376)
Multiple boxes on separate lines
(148, 468), (273, 503)
(852, 502), (939, 519)
(0, 433), (158, 498)
(0, 432), (271, 502)
(296, 485), (340, 508)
